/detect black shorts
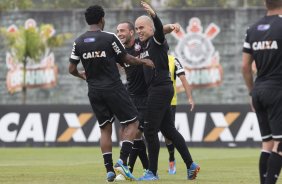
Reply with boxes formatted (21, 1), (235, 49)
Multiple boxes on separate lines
(252, 88), (282, 141)
(88, 85), (138, 128)
(131, 95), (147, 131)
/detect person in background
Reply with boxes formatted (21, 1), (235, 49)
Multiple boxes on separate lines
(242, 0), (282, 183)
(165, 55), (195, 175)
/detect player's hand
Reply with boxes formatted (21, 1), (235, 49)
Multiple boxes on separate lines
(169, 23), (180, 33)
(142, 59), (155, 69)
(141, 1), (156, 17)
(188, 97), (195, 111)
(249, 96), (255, 112)
(80, 70), (86, 80)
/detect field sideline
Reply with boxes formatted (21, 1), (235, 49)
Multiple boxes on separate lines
(0, 147), (274, 184)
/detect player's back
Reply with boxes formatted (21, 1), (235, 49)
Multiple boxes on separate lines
(244, 15), (282, 89)
(74, 31), (124, 90)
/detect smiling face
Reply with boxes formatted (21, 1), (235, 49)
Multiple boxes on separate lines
(116, 23), (134, 47)
(135, 16), (154, 42)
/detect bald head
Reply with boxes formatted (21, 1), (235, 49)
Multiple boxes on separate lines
(136, 15), (154, 28)
(135, 15), (155, 42)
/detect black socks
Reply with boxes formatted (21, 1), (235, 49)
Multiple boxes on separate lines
(166, 143), (175, 162)
(265, 152), (282, 184)
(103, 152), (114, 172)
(259, 151), (271, 184)
(120, 141), (133, 166)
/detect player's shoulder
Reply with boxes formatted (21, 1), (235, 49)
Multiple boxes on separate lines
(247, 17), (265, 33)
(73, 31), (87, 43)
(247, 15), (282, 33)
(101, 30), (119, 39)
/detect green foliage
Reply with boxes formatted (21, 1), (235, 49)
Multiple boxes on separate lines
(247, 0), (264, 6)
(1, 21), (71, 64)
(47, 33), (73, 48)
(159, 0), (230, 8)
(0, 0), (265, 10)
(25, 27), (45, 61)
(0, 0), (33, 10)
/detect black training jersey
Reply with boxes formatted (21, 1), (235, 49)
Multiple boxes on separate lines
(243, 15), (282, 89)
(69, 30), (127, 90)
(124, 39), (148, 96)
(139, 15), (171, 87)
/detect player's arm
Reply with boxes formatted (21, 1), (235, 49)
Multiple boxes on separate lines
(163, 23), (180, 34)
(241, 53), (254, 94)
(69, 63), (86, 80)
(179, 74), (194, 111)
(141, 0), (180, 35)
(174, 57), (194, 111)
(141, 1), (165, 44)
(69, 41), (86, 80)
(122, 54), (154, 68)
(241, 52), (254, 111)
(241, 52), (254, 112)
(241, 28), (255, 111)
(112, 34), (155, 68)
(242, 28), (254, 95)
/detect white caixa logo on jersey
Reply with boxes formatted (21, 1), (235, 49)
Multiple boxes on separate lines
(171, 17), (223, 90)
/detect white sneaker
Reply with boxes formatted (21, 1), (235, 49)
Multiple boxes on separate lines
(115, 174), (126, 181)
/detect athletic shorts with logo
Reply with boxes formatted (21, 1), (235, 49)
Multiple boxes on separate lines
(252, 88), (282, 141)
(88, 84), (138, 128)
(131, 95), (147, 131)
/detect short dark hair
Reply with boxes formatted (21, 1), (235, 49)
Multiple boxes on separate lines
(85, 5), (105, 25)
(119, 21), (135, 32)
(265, 0), (282, 10)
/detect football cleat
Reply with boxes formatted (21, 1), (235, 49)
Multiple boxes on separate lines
(168, 160), (176, 175)
(114, 159), (136, 181)
(138, 170), (159, 181)
(106, 171), (116, 182)
(187, 162), (200, 180)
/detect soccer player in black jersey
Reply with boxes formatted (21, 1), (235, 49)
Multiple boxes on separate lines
(135, 1), (199, 181)
(68, 5), (154, 182)
(116, 21), (180, 180)
(116, 21), (149, 179)
(165, 55), (195, 175)
(242, 1), (282, 183)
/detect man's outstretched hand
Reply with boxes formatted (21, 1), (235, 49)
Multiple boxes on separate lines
(141, 1), (156, 17)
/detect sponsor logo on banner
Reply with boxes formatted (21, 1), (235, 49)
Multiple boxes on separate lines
(171, 17), (223, 90)
(0, 105), (260, 147)
(6, 53), (58, 93)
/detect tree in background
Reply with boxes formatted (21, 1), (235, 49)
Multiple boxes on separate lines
(1, 19), (72, 103)
(0, 0), (33, 10)
(0, 0), (265, 10)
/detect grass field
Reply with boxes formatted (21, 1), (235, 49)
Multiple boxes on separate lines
(0, 147), (277, 184)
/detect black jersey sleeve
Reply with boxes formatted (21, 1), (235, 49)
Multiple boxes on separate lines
(69, 41), (80, 65)
(111, 34), (127, 64)
(242, 28), (252, 54)
(175, 57), (185, 76)
(152, 15), (165, 45)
